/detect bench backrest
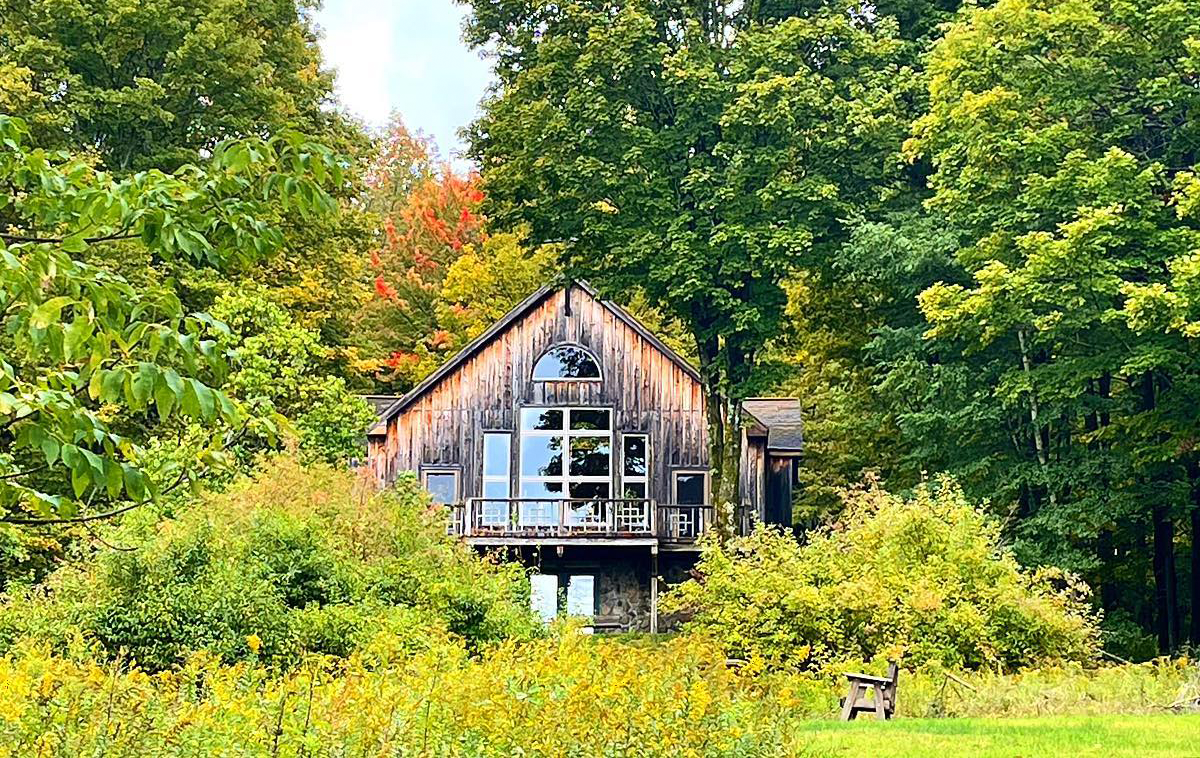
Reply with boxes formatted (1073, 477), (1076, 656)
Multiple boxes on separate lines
(883, 660), (900, 709)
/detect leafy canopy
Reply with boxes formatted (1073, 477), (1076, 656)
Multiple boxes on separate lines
(0, 114), (341, 520)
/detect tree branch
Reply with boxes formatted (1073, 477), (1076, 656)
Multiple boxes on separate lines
(0, 232), (139, 245)
(0, 464), (47, 481)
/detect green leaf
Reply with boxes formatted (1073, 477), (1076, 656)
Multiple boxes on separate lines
(71, 460), (90, 498)
(30, 296), (73, 329)
(81, 448), (105, 478)
(123, 466), (147, 502)
(41, 435), (60, 466)
(153, 375), (176, 419)
(131, 362), (157, 404)
(61, 234), (88, 253)
(64, 317), (94, 359)
(105, 461), (124, 499)
(184, 378), (215, 421)
(100, 368), (126, 403)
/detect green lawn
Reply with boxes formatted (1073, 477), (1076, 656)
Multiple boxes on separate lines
(799, 714), (1200, 757)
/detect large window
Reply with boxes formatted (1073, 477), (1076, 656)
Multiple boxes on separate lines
(519, 407), (611, 525)
(532, 345), (601, 380)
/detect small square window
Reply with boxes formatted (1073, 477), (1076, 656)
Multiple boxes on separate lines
(423, 470), (459, 505)
(673, 472), (707, 505)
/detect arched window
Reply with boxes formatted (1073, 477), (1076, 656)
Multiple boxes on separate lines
(532, 345), (601, 380)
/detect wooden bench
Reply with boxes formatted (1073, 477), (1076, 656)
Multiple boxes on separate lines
(839, 661), (899, 721)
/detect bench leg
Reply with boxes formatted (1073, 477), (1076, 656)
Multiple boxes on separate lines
(872, 684), (887, 721)
(839, 683), (861, 721)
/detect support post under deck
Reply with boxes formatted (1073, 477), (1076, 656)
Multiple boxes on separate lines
(650, 547), (659, 634)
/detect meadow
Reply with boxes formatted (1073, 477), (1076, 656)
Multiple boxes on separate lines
(0, 461), (1195, 756)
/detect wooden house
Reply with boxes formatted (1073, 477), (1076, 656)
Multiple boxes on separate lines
(366, 282), (802, 632)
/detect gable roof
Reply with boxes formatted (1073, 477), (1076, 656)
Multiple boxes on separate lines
(372, 281), (701, 429)
(743, 398), (804, 453)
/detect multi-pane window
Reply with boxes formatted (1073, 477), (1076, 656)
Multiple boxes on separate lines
(617, 434), (650, 530)
(481, 432), (510, 526)
(519, 407), (611, 525)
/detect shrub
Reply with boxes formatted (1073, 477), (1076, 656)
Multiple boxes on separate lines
(0, 458), (539, 670)
(662, 478), (1101, 671)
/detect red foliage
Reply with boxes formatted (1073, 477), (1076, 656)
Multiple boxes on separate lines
(362, 115), (488, 379)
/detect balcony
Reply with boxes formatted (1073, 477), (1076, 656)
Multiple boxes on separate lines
(447, 498), (716, 546)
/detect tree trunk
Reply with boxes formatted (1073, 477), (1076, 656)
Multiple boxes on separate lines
(694, 326), (743, 540)
(1142, 371), (1179, 653)
(703, 388), (742, 540)
(1188, 460), (1200, 648)
(1017, 328), (1056, 509)
(1152, 505), (1180, 652)
(1087, 375), (1117, 613)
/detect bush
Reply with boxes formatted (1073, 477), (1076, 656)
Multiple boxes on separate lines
(0, 458), (539, 670)
(662, 479), (1101, 671)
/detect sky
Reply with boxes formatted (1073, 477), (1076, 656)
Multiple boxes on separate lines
(313, 0), (494, 168)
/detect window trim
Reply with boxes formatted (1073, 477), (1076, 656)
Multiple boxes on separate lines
(420, 466), (461, 505)
(530, 343), (603, 382)
(671, 469), (710, 505)
(621, 433), (650, 500)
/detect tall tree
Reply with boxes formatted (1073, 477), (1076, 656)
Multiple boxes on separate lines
(910, 0), (1200, 653)
(459, 0), (917, 526)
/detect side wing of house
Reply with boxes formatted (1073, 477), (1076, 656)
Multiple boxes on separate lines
(368, 284), (711, 510)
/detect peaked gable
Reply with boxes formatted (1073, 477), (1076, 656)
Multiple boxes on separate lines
(376, 282), (701, 426)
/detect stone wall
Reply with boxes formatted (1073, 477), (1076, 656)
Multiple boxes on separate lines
(493, 544), (701, 633)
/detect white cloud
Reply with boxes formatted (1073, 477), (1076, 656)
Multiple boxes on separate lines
(314, 0), (493, 169)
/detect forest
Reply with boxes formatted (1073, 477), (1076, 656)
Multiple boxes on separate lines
(2, 0), (1200, 753)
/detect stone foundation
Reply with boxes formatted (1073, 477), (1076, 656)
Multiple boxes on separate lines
(487, 545), (700, 633)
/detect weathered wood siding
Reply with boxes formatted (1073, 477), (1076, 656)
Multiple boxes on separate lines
(371, 285), (765, 510)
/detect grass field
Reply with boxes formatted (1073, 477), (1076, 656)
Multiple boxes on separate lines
(800, 714), (1200, 757)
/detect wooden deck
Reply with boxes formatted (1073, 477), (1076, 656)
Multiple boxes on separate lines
(447, 498), (717, 546)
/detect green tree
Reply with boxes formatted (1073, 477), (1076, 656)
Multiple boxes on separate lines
(0, 114), (341, 522)
(459, 0), (918, 526)
(0, 0), (353, 172)
(209, 290), (376, 465)
(909, 0), (1200, 653)
(0, 0), (375, 377)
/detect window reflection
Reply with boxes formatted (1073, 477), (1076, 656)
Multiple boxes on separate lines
(521, 408), (564, 430)
(521, 436), (563, 477)
(424, 472), (458, 504)
(532, 346), (601, 380)
(674, 473), (706, 505)
(569, 437), (610, 477)
(623, 436), (646, 477)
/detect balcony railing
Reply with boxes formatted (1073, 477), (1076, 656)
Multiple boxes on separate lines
(447, 498), (716, 543)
